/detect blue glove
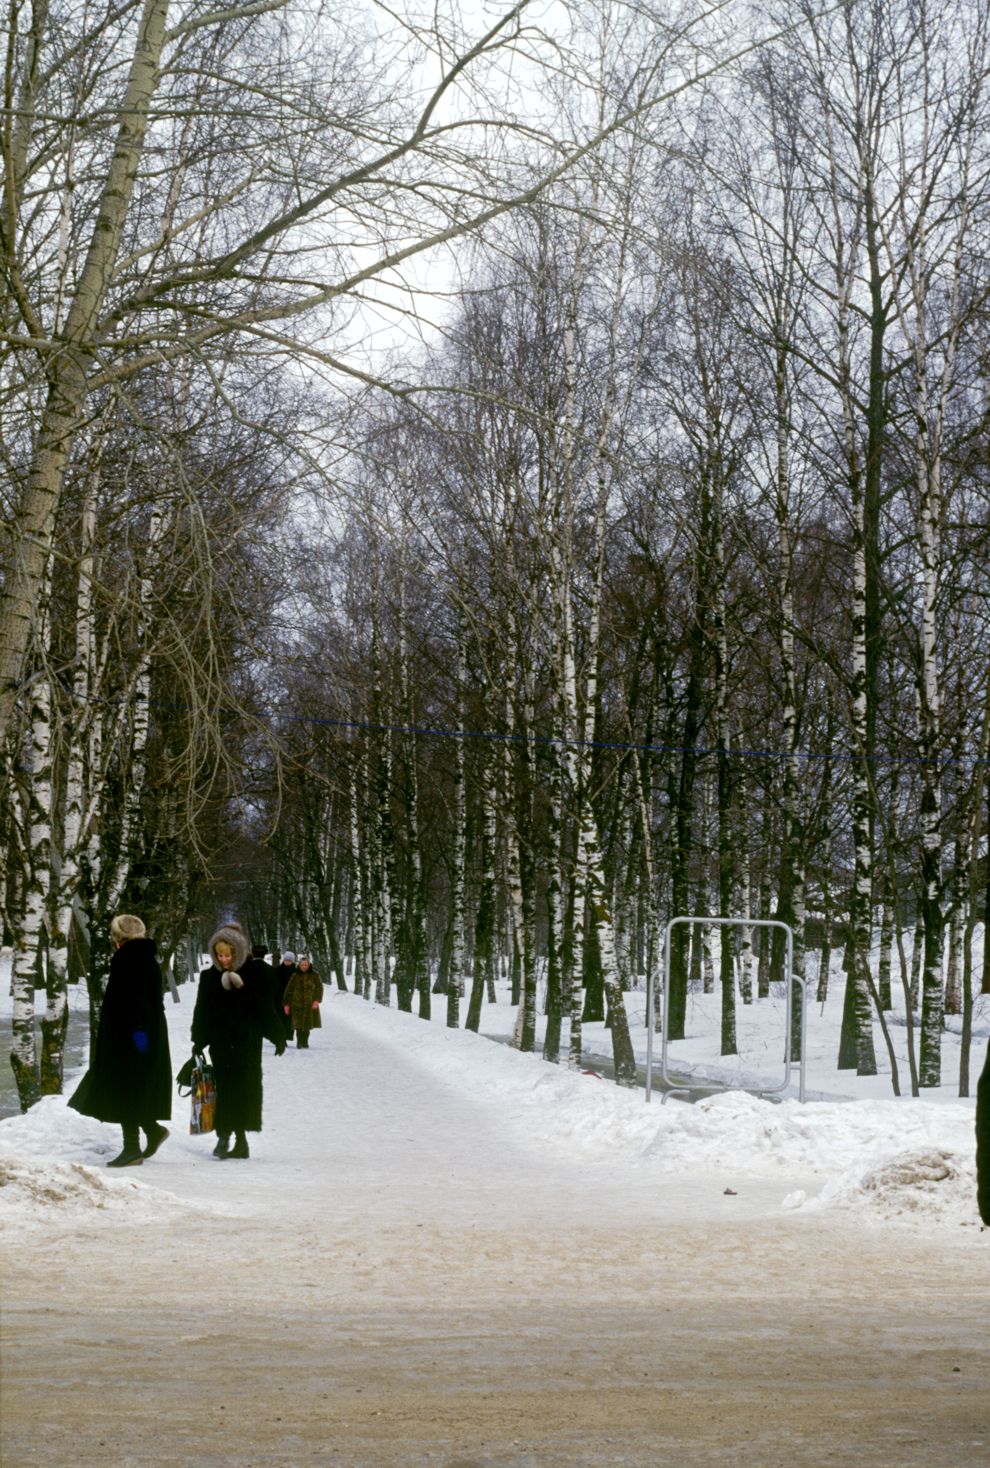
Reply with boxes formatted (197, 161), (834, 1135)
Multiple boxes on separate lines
(133, 1030), (149, 1054)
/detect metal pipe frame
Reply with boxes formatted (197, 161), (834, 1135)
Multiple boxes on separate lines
(645, 916), (807, 1104)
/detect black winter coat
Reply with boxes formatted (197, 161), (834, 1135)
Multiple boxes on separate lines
(274, 960), (295, 1037)
(977, 1039), (990, 1227)
(274, 960), (295, 1006)
(69, 938), (172, 1125)
(191, 958), (283, 1133)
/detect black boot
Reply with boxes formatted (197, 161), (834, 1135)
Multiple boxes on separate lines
(213, 1133), (231, 1159)
(108, 1125), (143, 1168)
(142, 1122), (169, 1159)
(225, 1132), (250, 1160)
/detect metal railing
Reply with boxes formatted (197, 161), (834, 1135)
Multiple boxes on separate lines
(645, 916), (807, 1104)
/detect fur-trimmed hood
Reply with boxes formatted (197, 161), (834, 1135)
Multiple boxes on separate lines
(208, 922), (250, 987)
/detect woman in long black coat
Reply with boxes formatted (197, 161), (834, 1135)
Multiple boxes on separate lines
(191, 921), (285, 1160)
(69, 914), (172, 1167)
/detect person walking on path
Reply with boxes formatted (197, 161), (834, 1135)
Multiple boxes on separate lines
(283, 955), (324, 1049)
(68, 914), (172, 1167)
(191, 922), (286, 1160)
(251, 942), (280, 1027)
(274, 949), (296, 1041)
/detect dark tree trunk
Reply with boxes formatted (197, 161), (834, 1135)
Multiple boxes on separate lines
(837, 939), (860, 1071)
(581, 920), (604, 1023)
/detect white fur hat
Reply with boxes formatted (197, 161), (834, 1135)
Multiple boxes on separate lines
(281, 951), (296, 964)
(111, 913), (146, 944)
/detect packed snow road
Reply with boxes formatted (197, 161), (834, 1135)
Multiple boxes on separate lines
(1, 993), (986, 1467)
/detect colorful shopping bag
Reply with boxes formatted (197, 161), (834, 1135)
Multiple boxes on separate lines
(189, 1059), (216, 1135)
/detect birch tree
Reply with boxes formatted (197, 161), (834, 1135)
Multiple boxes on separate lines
(1, 0), (781, 741)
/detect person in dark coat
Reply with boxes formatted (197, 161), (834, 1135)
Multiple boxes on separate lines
(282, 955), (324, 1048)
(191, 921), (286, 1160)
(251, 942), (279, 1029)
(274, 950), (296, 1041)
(68, 914), (172, 1167)
(977, 1038), (990, 1228)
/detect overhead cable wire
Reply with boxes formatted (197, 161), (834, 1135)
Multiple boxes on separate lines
(65, 688), (989, 768)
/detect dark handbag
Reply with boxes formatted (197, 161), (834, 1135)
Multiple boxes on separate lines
(176, 1054), (199, 1092)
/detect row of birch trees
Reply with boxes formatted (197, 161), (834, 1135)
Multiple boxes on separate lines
(250, 0), (990, 1096)
(2, 0), (764, 1107)
(3, 0), (989, 1104)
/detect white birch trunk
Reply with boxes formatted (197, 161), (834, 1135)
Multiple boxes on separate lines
(712, 484), (736, 1057)
(736, 754), (754, 1006)
(837, 246), (877, 1075)
(542, 689), (566, 1060)
(49, 476), (98, 995)
(815, 731), (833, 1005)
(775, 356), (805, 1060)
(700, 771), (715, 995)
(374, 760), (393, 1009)
(911, 251), (945, 1086)
(877, 876), (893, 1011)
(369, 612), (394, 1007)
(447, 628), (468, 1027)
(8, 597), (53, 1107)
(504, 683), (528, 1050)
(348, 750), (369, 1001)
(915, 416), (944, 1083)
(567, 818), (587, 1071)
(945, 718), (974, 1022)
(397, 571), (428, 1017)
(466, 754), (496, 1032)
(0, 0), (173, 739)
(105, 500), (166, 913)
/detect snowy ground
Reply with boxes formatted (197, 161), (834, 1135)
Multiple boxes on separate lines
(1, 959), (988, 1466)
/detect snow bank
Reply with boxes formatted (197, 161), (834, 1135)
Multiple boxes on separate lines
(335, 995), (982, 1230)
(804, 1146), (977, 1228)
(0, 1142), (201, 1221)
(0, 1091), (217, 1221)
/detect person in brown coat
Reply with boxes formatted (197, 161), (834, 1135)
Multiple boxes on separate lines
(282, 955), (324, 1049)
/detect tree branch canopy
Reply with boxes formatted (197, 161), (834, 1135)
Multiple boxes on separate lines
(1, 1), (852, 736)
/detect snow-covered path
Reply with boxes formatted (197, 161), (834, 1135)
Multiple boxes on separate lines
(1, 993), (987, 1467)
